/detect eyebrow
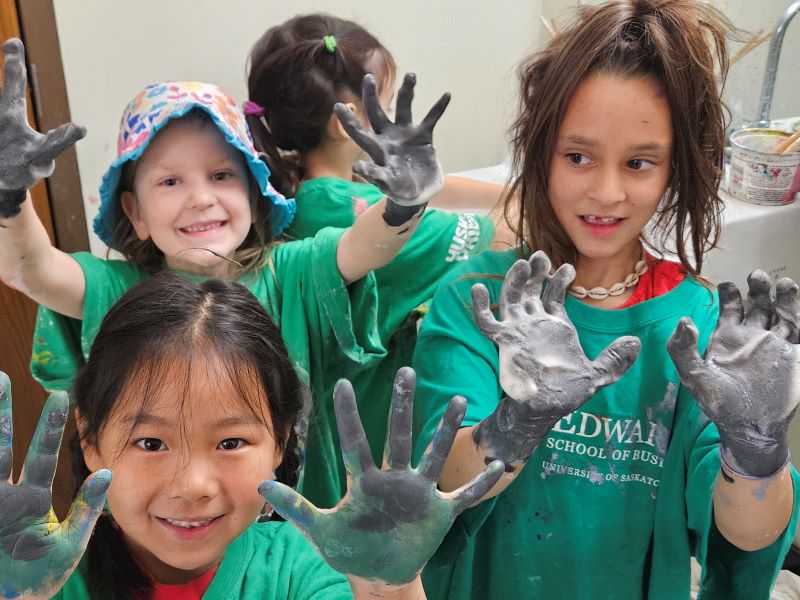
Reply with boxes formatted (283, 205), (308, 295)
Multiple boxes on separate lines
(123, 413), (265, 428)
(560, 135), (668, 154)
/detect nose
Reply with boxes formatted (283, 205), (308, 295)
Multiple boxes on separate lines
(588, 166), (626, 206)
(167, 455), (219, 501)
(185, 181), (217, 211)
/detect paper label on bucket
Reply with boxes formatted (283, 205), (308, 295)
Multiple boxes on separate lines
(729, 130), (800, 206)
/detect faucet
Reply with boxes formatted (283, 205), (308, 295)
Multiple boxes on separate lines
(756, 0), (800, 127)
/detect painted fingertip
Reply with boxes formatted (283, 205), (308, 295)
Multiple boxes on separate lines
(86, 469), (112, 502)
(2, 38), (22, 54)
(777, 277), (799, 295)
(258, 480), (277, 496)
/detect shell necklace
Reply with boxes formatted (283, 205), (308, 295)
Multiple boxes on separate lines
(568, 258), (648, 300)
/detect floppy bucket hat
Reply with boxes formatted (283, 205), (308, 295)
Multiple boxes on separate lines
(93, 81), (295, 248)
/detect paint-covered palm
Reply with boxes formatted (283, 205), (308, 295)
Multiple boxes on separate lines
(668, 271), (800, 477)
(334, 73), (448, 222)
(259, 367), (503, 585)
(0, 372), (110, 599)
(471, 251), (641, 466)
(0, 38), (85, 218)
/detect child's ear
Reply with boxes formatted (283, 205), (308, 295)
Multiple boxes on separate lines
(120, 191), (150, 241)
(326, 102), (359, 141)
(75, 408), (103, 472)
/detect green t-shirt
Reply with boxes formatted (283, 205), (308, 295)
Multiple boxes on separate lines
(30, 228), (387, 494)
(284, 177), (496, 508)
(412, 249), (800, 600)
(54, 521), (353, 599)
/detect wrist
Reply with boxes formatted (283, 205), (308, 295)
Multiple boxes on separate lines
(383, 198), (426, 227)
(719, 444), (790, 480)
(347, 574), (425, 600)
(473, 396), (558, 469)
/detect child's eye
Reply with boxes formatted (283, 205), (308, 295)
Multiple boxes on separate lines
(218, 438), (245, 450)
(628, 158), (655, 171)
(160, 177), (179, 187)
(566, 153), (591, 166)
(212, 170), (235, 181)
(136, 438), (167, 452)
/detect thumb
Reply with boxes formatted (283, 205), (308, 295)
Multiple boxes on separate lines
(592, 336), (641, 388)
(259, 480), (322, 536)
(59, 468), (111, 548)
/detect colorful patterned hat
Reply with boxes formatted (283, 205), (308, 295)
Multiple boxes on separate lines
(93, 81), (295, 248)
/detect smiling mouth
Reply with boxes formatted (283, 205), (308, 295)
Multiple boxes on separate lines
(581, 215), (624, 225)
(161, 516), (221, 529)
(179, 221), (226, 234)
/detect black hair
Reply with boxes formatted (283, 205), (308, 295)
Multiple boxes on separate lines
(246, 13), (396, 196)
(70, 275), (303, 599)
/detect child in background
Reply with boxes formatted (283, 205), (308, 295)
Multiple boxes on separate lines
(0, 276), (502, 599)
(0, 38), (445, 435)
(245, 13), (515, 508)
(411, 1), (800, 598)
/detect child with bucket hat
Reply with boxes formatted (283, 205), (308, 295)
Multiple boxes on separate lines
(0, 36), (447, 421)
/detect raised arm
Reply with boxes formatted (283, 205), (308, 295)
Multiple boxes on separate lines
(437, 251), (640, 498)
(0, 38), (86, 319)
(0, 372), (110, 599)
(335, 73), (448, 284)
(259, 367), (503, 599)
(667, 271), (797, 551)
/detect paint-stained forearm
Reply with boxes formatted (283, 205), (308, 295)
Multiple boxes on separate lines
(0, 38), (86, 318)
(334, 73), (448, 284)
(713, 464), (794, 551)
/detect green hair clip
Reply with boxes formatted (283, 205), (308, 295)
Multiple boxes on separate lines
(323, 35), (337, 53)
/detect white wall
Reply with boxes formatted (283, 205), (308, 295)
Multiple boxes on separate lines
(52, 1), (543, 255)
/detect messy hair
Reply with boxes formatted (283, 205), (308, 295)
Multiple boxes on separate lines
(109, 109), (274, 275)
(246, 13), (396, 197)
(509, 0), (735, 277)
(70, 275), (303, 599)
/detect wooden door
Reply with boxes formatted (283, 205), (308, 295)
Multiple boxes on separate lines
(0, 0), (85, 517)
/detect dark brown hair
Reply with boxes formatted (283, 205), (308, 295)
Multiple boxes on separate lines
(509, 0), (735, 277)
(246, 13), (396, 197)
(109, 109), (274, 275)
(70, 275), (304, 599)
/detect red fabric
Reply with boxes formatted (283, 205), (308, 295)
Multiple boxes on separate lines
(138, 566), (218, 600)
(617, 256), (686, 308)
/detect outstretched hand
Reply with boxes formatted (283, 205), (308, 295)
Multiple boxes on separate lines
(259, 367), (503, 586)
(471, 251), (641, 467)
(668, 270), (800, 478)
(334, 73), (448, 225)
(0, 38), (85, 218)
(0, 372), (110, 599)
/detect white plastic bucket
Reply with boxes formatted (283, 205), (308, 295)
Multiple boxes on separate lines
(728, 128), (800, 205)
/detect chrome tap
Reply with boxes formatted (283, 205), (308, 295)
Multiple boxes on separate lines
(756, 0), (800, 127)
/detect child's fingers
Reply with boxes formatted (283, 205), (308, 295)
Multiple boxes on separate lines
(361, 74), (391, 134)
(259, 480), (321, 533)
(717, 281), (745, 327)
(385, 367), (415, 470)
(418, 92), (451, 136)
(417, 395), (466, 483)
(591, 335), (641, 388)
(471, 284), (502, 340)
(542, 263), (575, 320)
(448, 459), (504, 515)
(667, 318), (715, 409)
(773, 278), (800, 343)
(1, 39), (26, 107)
(744, 270), (773, 330)
(0, 372), (13, 481)
(60, 469), (111, 546)
(394, 73), (416, 125)
(499, 259), (533, 319)
(19, 391), (68, 489)
(333, 103), (384, 163)
(334, 379), (375, 478)
(35, 123), (86, 164)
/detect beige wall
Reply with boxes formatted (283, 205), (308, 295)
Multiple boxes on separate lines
(52, 1), (542, 254)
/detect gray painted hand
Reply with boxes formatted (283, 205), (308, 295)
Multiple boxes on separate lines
(334, 73), (448, 225)
(471, 251), (641, 467)
(0, 38), (85, 218)
(259, 367), (503, 585)
(0, 371), (111, 598)
(668, 270), (800, 477)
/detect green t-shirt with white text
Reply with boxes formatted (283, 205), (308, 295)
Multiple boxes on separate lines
(412, 249), (800, 600)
